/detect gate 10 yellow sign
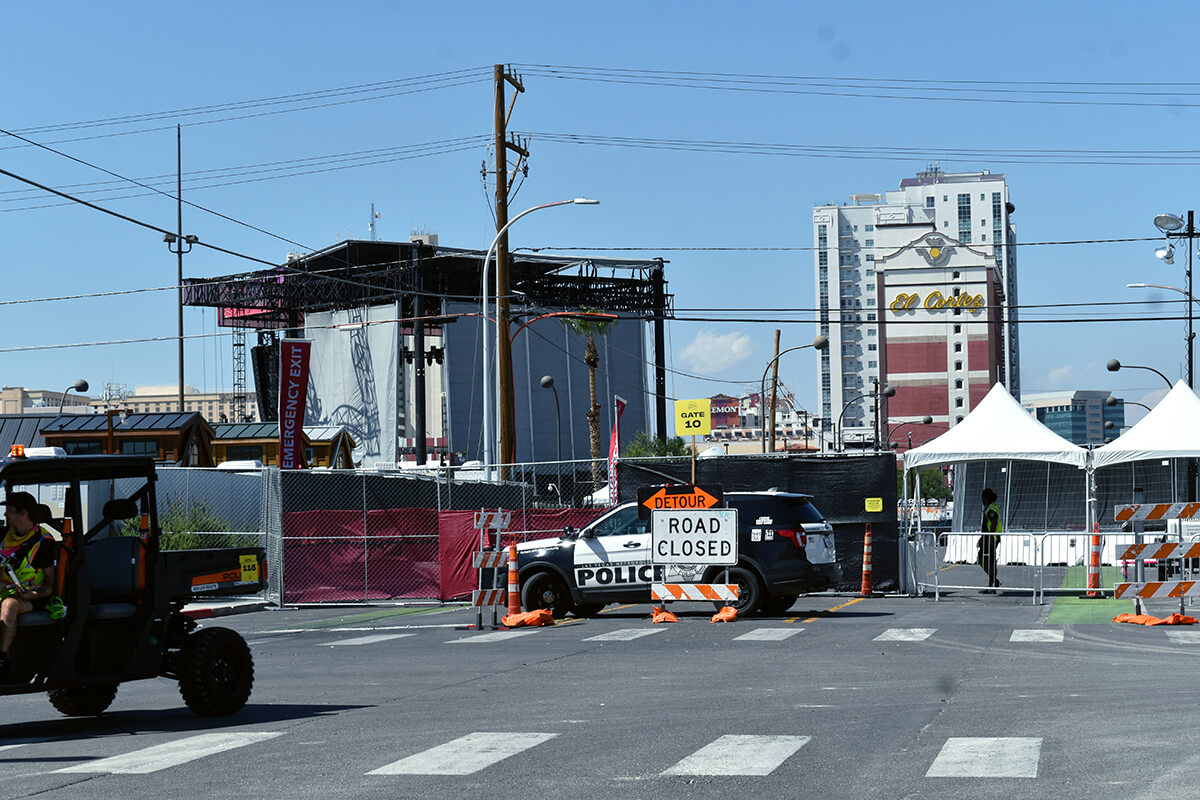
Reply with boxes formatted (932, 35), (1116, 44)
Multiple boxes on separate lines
(675, 399), (712, 436)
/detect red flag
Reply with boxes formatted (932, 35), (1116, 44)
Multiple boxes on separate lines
(278, 339), (312, 469)
(607, 395), (628, 504)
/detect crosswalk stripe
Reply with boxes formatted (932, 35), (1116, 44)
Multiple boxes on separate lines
(662, 735), (810, 776)
(1165, 630), (1200, 644)
(734, 628), (802, 641)
(582, 628), (663, 642)
(1010, 630), (1064, 643)
(55, 732), (283, 774)
(874, 628), (935, 642)
(323, 633), (415, 646)
(447, 630), (539, 644)
(926, 737), (1042, 778)
(366, 732), (558, 775)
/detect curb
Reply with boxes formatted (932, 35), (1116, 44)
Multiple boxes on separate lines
(182, 601), (271, 620)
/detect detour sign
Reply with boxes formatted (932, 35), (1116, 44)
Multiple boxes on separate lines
(637, 484), (724, 521)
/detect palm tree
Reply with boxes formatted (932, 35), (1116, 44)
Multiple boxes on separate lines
(563, 313), (616, 490)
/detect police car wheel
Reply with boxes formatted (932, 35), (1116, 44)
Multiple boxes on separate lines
(521, 572), (571, 618)
(713, 567), (763, 615)
(759, 593), (799, 615)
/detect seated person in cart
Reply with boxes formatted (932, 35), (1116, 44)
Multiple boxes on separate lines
(0, 492), (58, 671)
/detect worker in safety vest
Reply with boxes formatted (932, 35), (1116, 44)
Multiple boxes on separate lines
(978, 488), (1002, 593)
(0, 491), (58, 672)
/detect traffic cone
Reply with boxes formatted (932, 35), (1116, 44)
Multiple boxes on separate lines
(507, 545), (521, 617)
(861, 523), (874, 597)
(1086, 522), (1102, 598)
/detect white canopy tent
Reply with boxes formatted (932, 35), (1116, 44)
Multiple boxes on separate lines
(903, 383), (1089, 471)
(1092, 380), (1200, 468)
(900, 383), (1090, 597)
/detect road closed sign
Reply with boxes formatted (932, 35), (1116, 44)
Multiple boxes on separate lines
(674, 398), (711, 436)
(651, 508), (738, 565)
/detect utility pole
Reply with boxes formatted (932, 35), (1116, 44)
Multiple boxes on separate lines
(768, 329), (781, 453)
(493, 64), (528, 476)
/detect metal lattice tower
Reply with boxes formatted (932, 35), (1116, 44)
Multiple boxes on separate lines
(232, 325), (247, 421)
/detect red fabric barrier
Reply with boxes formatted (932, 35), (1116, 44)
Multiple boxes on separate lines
(285, 507), (608, 603)
(282, 507), (439, 603)
(437, 508), (607, 601)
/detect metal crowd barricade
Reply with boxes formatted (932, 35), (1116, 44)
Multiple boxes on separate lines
(907, 527), (1200, 605)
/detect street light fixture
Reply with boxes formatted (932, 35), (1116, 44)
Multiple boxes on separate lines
(758, 335), (829, 453)
(836, 382), (896, 452)
(1106, 395), (1152, 413)
(1152, 211), (1196, 388)
(1106, 358), (1173, 389)
(885, 416), (934, 446)
(54, 379), (89, 429)
(480, 198), (598, 479)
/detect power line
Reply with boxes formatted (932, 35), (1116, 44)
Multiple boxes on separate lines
(0, 137), (489, 215)
(515, 65), (1200, 109)
(4, 69), (491, 148)
(0, 127), (313, 250)
(521, 235), (1159, 253)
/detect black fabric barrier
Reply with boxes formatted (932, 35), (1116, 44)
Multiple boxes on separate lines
(616, 453), (899, 591)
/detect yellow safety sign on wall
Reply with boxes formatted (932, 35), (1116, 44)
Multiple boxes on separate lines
(865, 497), (883, 513)
(675, 399), (712, 436)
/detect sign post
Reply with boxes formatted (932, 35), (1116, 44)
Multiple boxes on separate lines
(674, 399), (712, 483)
(649, 507), (739, 614)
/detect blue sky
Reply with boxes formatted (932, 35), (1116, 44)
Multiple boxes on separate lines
(4, 2), (1199, 423)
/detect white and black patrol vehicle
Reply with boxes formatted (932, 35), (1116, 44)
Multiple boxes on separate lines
(516, 490), (839, 617)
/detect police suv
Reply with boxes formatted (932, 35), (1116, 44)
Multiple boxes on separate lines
(516, 490), (840, 617)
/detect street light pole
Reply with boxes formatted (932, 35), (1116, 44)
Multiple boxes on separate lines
(540, 375), (561, 500)
(1106, 358), (1173, 389)
(480, 198), (598, 479)
(758, 335), (828, 453)
(836, 383), (895, 452)
(1154, 211), (1197, 388)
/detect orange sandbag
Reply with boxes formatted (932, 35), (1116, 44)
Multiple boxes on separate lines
(711, 606), (738, 623)
(651, 605), (679, 624)
(1114, 612), (1199, 626)
(501, 609), (555, 627)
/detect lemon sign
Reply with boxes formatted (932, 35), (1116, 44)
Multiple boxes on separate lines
(675, 398), (712, 437)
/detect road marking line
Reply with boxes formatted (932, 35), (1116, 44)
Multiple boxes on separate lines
(1165, 630), (1200, 644)
(323, 633), (415, 647)
(926, 737), (1042, 778)
(734, 628), (802, 641)
(874, 628), (935, 642)
(0, 745), (26, 753)
(599, 604), (638, 614)
(55, 732), (283, 774)
(1010, 629), (1064, 643)
(582, 628), (663, 642)
(367, 732), (558, 775)
(446, 630), (539, 644)
(662, 735), (810, 776)
(802, 596), (865, 623)
(265, 624), (464, 634)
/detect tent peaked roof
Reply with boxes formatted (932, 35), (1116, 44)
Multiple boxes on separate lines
(1092, 380), (1200, 468)
(903, 383), (1089, 470)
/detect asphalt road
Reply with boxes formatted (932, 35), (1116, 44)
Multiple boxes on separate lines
(2, 592), (1199, 800)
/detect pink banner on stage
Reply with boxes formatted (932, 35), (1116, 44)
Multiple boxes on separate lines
(278, 339), (312, 469)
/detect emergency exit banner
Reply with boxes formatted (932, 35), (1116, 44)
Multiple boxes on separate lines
(675, 398), (712, 436)
(651, 509), (738, 566)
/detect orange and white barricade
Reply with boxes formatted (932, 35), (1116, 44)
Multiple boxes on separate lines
(651, 583), (739, 602)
